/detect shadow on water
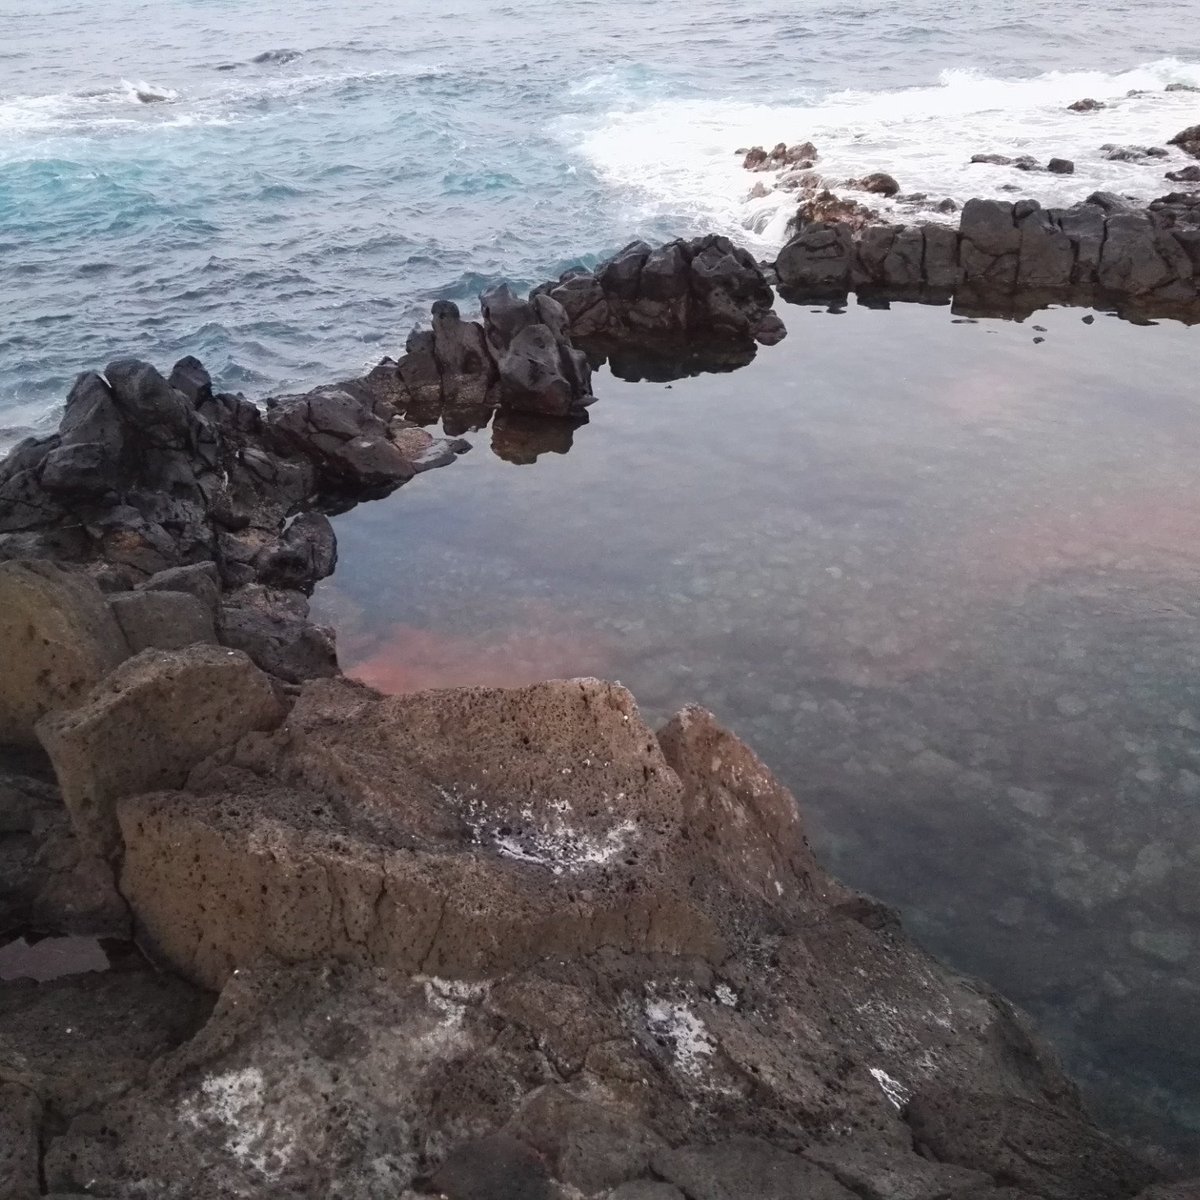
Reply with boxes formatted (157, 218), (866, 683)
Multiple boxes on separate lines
(314, 298), (1200, 1166)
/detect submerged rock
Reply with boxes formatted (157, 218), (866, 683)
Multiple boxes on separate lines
(1068, 97), (1106, 111)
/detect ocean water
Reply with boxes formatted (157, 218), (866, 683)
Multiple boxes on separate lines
(2, 0), (1199, 438)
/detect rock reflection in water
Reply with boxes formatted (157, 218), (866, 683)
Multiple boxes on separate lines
(315, 300), (1200, 1166)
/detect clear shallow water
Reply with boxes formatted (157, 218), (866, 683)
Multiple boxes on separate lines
(2, 0), (1199, 438)
(314, 300), (1200, 1164)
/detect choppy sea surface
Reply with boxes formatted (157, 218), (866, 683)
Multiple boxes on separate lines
(1, 0), (1199, 434)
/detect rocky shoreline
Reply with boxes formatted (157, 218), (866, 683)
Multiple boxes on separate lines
(1, 227), (1198, 1197)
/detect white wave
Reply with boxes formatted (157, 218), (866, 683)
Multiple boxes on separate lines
(0, 65), (442, 142)
(565, 57), (1200, 250)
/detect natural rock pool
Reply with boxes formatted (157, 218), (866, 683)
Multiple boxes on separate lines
(313, 298), (1200, 1163)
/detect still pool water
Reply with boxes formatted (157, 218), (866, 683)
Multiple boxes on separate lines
(315, 299), (1200, 1164)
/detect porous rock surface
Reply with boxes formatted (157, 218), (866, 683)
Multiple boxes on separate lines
(0, 660), (1160, 1200)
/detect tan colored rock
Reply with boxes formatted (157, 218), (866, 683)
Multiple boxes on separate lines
(657, 704), (845, 914)
(36, 645), (285, 858)
(117, 677), (722, 989)
(0, 560), (129, 746)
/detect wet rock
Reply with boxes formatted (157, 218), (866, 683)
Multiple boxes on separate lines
(265, 385), (417, 497)
(1068, 97), (1106, 112)
(905, 1086), (1157, 1200)
(0, 560), (129, 747)
(790, 189), (878, 232)
(36, 644), (285, 858)
(776, 222), (855, 295)
(543, 235), (785, 353)
(250, 511), (337, 593)
(1128, 928), (1191, 965)
(1166, 164), (1200, 182)
(1017, 205), (1075, 289)
(971, 154), (1015, 166)
(652, 1139), (857, 1200)
(107, 588), (218, 654)
(480, 284), (592, 419)
(1048, 157), (1076, 174)
(1103, 144), (1170, 162)
(1169, 124), (1200, 158)
(849, 171), (900, 197)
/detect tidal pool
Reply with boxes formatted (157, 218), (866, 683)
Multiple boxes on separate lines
(313, 299), (1200, 1164)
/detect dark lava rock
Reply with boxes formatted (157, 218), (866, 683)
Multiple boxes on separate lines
(1166, 164), (1200, 182)
(906, 1086), (1157, 1200)
(849, 171), (901, 197)
(1068, 97), (1106, 111)
(1169, 123), (1200, 158)
(1103, 144), (1170, 162)
(539, 234), (785, 354)
(1048, 157), (1076, 174)
(972, 153), (1015, 166)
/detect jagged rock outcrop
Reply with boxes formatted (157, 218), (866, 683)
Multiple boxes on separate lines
(534, 235), (787, 355)
(7, 662), (1157, 1200)
(0, 355), (468, 687)
(775, 192), (1200, 315)
(354, 289), (593, 422)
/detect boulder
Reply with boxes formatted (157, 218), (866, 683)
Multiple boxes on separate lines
(115, 677), (720, 990)
(1166, 164), (1200, 182)
(107, 589), (218, 654)
(849, 171), (900, 197)
(1068, 97), (1105, 111)
(482, 284), (593, 418)
(1048, 157), (1075, 174)
(0, 561), (129, 747)
(265, 385), (417, 497)
(35, 644), (285, 858)
(218, 585), (339, 683)
(1169, 124), (1200, 158)
(776, 222), (855, 294)
(905, 1087), (1157, 1200)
